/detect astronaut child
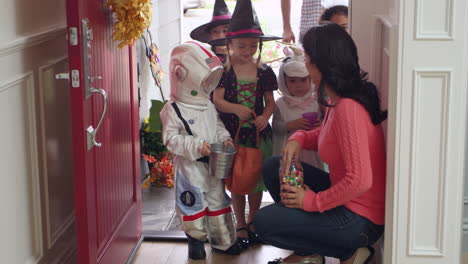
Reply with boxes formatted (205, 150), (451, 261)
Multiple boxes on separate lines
(160, 40), (242, 260)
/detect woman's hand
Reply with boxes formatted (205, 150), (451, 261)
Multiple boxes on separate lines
(235, 105), (254, 120)
(287, 118), (311, 132)
(223, 139), (234, 148)
(281, 140), (302, 175)
(255, 115), (268, 132)
(200, 141), (211, 156)
(280, 184), (311, 209)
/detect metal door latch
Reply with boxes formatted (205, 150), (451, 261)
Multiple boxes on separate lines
(55, 70), (80, 88)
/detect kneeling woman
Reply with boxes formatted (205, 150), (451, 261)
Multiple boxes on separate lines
(254, 23), (387, 264)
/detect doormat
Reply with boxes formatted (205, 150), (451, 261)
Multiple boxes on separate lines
(165, 202), (274, 231)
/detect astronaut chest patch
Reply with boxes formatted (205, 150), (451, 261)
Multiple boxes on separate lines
(180, 191), (196, 207)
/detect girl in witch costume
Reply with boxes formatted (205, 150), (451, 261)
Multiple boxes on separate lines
(190, 0), (232, 63)
(210, 0), (281, 249)
(160, 41), (242, 260)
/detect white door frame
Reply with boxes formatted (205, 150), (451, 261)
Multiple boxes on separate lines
(383, 0), (468, 263)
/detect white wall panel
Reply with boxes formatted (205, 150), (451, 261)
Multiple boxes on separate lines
(414, 0), (453, 40)
(0, 73), (43, 264)
(407, 70), (451, 257)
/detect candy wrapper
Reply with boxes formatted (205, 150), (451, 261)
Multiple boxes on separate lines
(280, 156), (304, 192)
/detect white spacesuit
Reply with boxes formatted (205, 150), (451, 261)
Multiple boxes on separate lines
(160, 41), (238, 257)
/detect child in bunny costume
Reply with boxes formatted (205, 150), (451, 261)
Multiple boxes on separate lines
(160, 41), (242, 260)
(272, 46), (324, 169)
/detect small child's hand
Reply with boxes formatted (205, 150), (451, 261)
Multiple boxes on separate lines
(223, 139), (234, 148)
(200, 141), (211, 156)
(235, 105), (254, 120)
(287, 118), (311, 132)
(255, 115), (268, 132)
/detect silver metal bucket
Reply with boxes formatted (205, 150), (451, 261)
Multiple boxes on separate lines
(209, 143), (237, 179)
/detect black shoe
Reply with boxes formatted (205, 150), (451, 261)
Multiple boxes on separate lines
(247, 222), (263, 245)
(212, 242), (242, 255)
(186, 234), (206, 260)
(236, 227), (251, 249)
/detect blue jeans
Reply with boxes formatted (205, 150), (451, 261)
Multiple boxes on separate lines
(254, 156), (384, 261)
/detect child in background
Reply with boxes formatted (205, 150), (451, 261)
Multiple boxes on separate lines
(160, 41), (241, 260)
(272, 46), (324, 170)
(190, 0), (232, 62)
(210, 0), (281, 249)
(319, 5), (349, 31)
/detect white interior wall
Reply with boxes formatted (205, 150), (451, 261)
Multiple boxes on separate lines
(0, 0), (66, 44)
(464, 20), (468, 252)
(463, 0), (468, 252)
(464, 104), (468, 252)
(0, 0), (75, 263)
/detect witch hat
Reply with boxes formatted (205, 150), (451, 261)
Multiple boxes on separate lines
(190, 0), (232, 43)
(209, 0), (281, 46)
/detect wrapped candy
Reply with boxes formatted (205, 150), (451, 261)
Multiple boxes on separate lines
(281, 156), (304, 191)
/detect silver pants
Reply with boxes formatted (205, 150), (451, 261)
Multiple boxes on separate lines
(176, 169), (236, 250)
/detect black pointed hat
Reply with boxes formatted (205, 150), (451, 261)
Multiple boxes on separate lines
(208, 0), (281, 46)
(190, 0), (232, 43)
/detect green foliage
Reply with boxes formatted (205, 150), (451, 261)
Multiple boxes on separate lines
(148, 100), (166, 131)
(141, 100), (167, 158)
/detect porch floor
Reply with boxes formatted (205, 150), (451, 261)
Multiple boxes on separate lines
(142, 187), (176, 232)
(142, 186), (276, 233)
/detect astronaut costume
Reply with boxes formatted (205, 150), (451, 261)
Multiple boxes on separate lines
(160, 41), (238, 255)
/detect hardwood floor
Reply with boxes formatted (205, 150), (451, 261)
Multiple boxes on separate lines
(131, 241), (343, 264)
(131, 241), (292, 264)
(132, 243), (468, 264)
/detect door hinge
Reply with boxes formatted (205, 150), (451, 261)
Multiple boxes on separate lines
(69, 27), (78, 46)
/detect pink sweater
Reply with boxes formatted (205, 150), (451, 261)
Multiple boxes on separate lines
(289, 98), (386, 225)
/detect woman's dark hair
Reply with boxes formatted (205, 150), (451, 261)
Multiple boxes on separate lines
(302, 23), (387, 125)
(320, 5), (348, 22)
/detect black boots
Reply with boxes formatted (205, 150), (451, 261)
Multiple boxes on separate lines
(212, 241), (242, 255)
(186, 234), (206, 260)
(186, 234), (243, 259)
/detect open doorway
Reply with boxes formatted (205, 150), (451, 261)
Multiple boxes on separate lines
(136, 0), (357, 241)
(138, 0), (289, 240)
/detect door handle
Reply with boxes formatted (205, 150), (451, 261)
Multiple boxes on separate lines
(86, 87), (107, 150)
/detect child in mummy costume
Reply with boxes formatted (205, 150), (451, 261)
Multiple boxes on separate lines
(160, 41), (242, 260)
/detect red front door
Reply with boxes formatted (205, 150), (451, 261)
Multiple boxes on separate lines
(65, 0), (142, 263)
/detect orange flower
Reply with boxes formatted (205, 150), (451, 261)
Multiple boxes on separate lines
(141, 152), (175, 189)
(142, 154), (157, 163)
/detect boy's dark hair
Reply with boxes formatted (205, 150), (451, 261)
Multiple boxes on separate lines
(320, 5), (348, 22)
(302, 23), (387, 125)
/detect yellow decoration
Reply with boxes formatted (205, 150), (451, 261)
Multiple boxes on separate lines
(105, 0), (152, 48)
